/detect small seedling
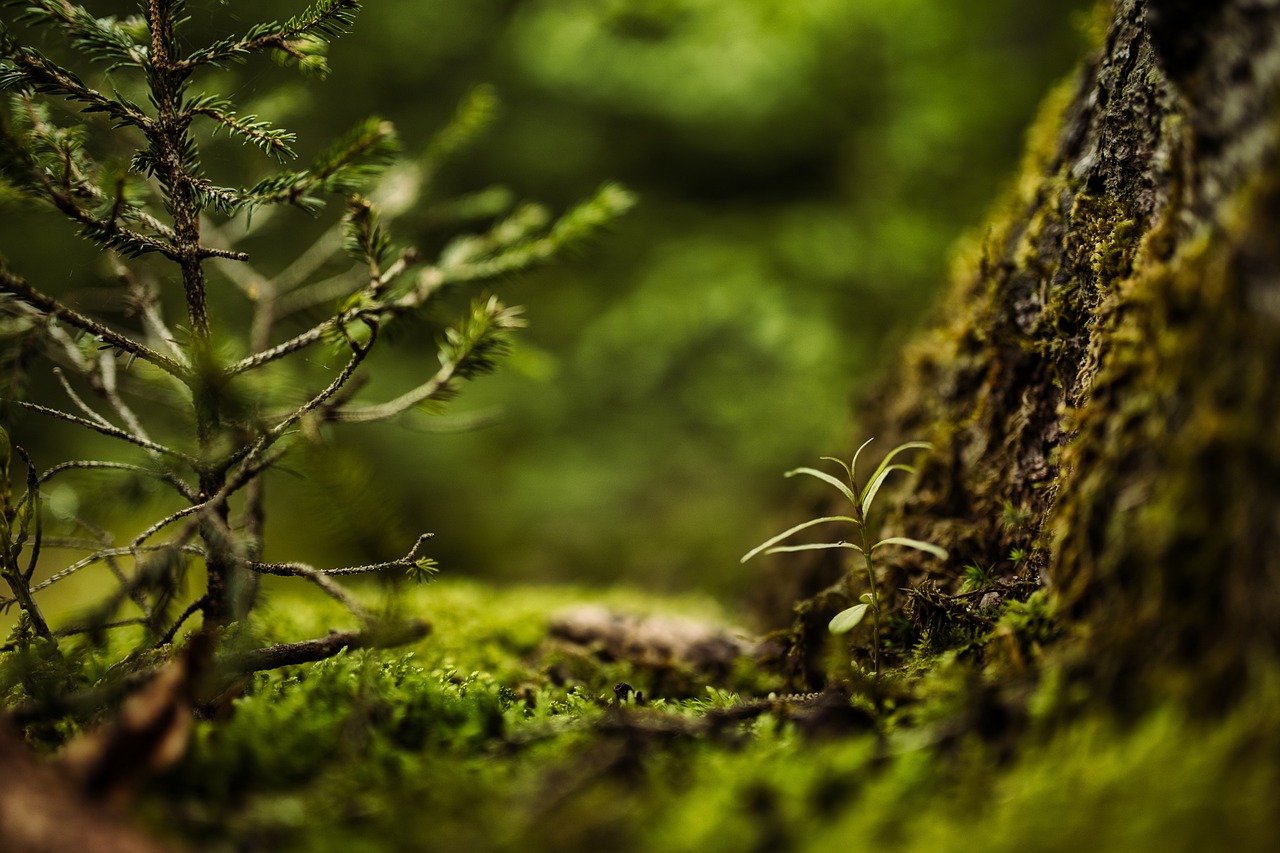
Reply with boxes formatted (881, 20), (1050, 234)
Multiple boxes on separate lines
(742, 438), (947, 677)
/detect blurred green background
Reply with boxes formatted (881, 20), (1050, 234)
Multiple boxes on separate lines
(1, 0), (1093, 614)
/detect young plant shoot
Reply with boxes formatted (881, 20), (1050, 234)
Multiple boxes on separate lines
(742, 439), (947, 677)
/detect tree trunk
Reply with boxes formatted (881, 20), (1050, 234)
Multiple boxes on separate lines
(788, 0), (1280, 708)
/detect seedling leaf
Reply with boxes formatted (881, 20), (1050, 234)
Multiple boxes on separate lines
(763, 542), (863, 556)
(740, 516), (858, 563)
(820, 456), (852, 483)
(829, 603), (871, 634)
(871, 537), (949, 560)
(866, 441), (931, 493)
(850, 437), (876, 478)
(785, 466), (857, 505)
(861, 463), (915, 514)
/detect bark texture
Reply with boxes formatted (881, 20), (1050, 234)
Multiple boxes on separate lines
(789, 0), (1280, 705)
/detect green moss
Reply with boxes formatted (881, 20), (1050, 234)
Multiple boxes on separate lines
(134, 582), (1280, 853)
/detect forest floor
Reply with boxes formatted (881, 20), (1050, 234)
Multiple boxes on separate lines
(108, 579), (1280, 852)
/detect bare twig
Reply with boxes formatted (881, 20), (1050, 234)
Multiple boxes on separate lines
(10, 400), (195, 464)
(30, 543), (204, 594)
(248, 560), (369, 620)
(39, 460), (198, 502)
(250, 533), (435, 578)
(226, 312), (347, 376)
(0, 263), (189, 380)
(52, 618), (146, 639)
(228, 321), (378, 471)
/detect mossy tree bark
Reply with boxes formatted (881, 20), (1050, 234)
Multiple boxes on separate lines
(789, 0), (1280, 707)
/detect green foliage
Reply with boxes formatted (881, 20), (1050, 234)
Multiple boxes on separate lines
(743, 439), (947, 678)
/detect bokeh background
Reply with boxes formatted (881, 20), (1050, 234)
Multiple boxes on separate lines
(1, 0), (1094, 616)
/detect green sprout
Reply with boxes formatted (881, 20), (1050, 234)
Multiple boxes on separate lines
(962, 562), (997, 592)
(742, 439), (948, 677)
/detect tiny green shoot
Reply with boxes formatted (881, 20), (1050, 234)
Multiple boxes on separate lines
(742, 439), (947, 678)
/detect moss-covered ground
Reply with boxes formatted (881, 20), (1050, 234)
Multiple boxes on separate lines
(125, 580), (1280, 852)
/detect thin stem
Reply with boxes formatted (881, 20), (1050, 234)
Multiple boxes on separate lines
(250, 533), (434, 577)
(156, 595), (208, 647)
(38, 460), (198, 502)
(227, 322), (377, 469)
(848, 472), (881, 681)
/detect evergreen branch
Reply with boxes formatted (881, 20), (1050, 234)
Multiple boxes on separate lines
(330, 297), (523, 424)
(15, 3), (149, 69)
(3, 104), (178, 257)
(0, 262), (190, 379)
(437, 183), (635, 284)
(185, 96), (297, 161)
(4, 94), (176, 245)
(423, 83), (499, 171)
(72, 208), (179, 259)
(8, 400), (194, 464)
(180, 0), (362, 71)
(341, 194), (389, 273)
(233, 117), (396, 214)
(0, 44), (150, 129)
